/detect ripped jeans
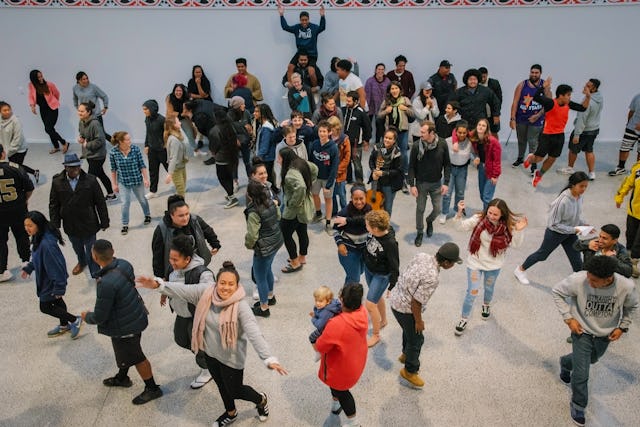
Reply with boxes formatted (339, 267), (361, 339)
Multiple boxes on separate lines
(461, 268), (501, 318)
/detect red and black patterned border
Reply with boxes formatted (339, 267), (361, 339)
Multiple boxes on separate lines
(0, 0), (637, 8)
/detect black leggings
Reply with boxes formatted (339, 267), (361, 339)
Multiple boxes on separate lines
(216, 163), (235, 197)
(9, 152), (36, 176)
(281, 217), (309, 259)
(204, 354), (262, 412)
(40, 298), (77, 326)
(39, 105), (66, 149)
(147, 149), (168, 194)
(87, 158), (114, 195)
(331, 388), (356, 417)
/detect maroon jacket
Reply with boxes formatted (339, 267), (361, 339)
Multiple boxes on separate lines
(471, 134), (501, 179)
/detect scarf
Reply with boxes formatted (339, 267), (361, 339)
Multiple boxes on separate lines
(320, 104), (338, 119)
(417, 138), (437, 160)
(191, 283), (246, 353)
(468, 216), (512, 258)
(389, 96), (403, 128)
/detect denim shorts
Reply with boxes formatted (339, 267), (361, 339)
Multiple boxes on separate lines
(365, 270), (390, 303)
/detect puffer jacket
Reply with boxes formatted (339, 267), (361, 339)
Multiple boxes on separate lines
(244, 201), (284, 257)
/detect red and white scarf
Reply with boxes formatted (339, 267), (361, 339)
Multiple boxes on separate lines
(468, 216), (512, 257)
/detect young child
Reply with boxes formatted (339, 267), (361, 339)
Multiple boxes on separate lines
(309, 120), (339, 233)
(309, 285), (342, 360)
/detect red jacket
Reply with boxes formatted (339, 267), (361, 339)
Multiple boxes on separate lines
(471, 134), (501, 179)
(28, 81), (61, 110)
(316, 304), (368, 391)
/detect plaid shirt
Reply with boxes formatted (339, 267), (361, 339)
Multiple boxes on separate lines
(109, 144), (146, 187)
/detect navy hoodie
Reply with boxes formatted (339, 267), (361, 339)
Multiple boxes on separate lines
(143, 99), (165, 152)
(309, 138), (339, 188)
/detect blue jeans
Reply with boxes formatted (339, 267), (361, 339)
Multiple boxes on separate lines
(392, 309), (424, 374)
(332, 181), (347, 216)
(121, 184), (150, 226)
(461, 268), (501, 318)
(397, 130), (409, 177)
(380, 185), (396, 216)
(477, 164), (497, 210)
(415, 181), (442, 231)
(253, 252), (277, 305)
(442, 165), (468, 216)
(522, 228), (582, 272)
(364, 265), (389, 303)
(338, 247), (364, 284)
(560, 332), (610, 411)
(69, 234), (99, 278)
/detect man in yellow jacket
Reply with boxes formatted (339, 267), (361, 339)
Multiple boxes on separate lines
(614, 160), (640, 277)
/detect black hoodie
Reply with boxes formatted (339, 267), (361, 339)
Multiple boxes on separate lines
(143, 99), (165, 151)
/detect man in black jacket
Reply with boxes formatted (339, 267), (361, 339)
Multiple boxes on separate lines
(449, 68), (501, 130)
(343, 90), (372, 183)
(479, 67), (503, 134)
(82, 239), (162, 405)
(49, 153), (109, 278)
(142, 99), (167, 199)
(408, 121), (451, 246)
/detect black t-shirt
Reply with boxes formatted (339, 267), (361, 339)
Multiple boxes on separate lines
(0, 161), (34, 224)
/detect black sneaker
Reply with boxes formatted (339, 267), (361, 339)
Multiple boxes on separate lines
(256, 393), (269, 421)
(213, 411), (237, 427)
(414, 232), (423, 247)
(426, 221), (434, 237)
(454, 319), (467, 336)
(252, 304), (271, 318)
(132, 386), (163, 405)
(512, 158), (523, 168)
(103, 375), (133, 388)
(481, 304), (490, 320)
(312, 212), (323, 223)
(570, 405), (585, 426)
(121, 226), (128, 235)
(34, 170), (40, 184)
(105, 193), (118, 201)
(204, 157), (216, 165)
(144, 216), (151, 225)
(608, 167), (626, 176)
(268, 295), (277, 306)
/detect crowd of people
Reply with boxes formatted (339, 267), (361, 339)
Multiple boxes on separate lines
(1, 6), (640, 427)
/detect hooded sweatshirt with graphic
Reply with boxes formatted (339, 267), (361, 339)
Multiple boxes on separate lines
(309, 138), (339, 188)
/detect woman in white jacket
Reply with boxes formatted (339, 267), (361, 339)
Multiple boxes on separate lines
(453, 198), (528, 336)
(409, 82), (439, 143)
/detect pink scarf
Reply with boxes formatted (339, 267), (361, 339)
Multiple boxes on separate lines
(191, 284), (246, 353)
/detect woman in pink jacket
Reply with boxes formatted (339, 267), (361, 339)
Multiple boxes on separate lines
(316, 283), (368, 427)
(28, 70), (68, 154)
(470, 118), (501, 210)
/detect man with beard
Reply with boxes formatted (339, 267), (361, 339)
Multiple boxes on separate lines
(448, 69), (501, 130)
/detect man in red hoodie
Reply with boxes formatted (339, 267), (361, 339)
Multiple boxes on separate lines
(316, 283), (368, 427)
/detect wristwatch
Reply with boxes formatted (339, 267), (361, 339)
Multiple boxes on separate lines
(619, 327), (629, 333)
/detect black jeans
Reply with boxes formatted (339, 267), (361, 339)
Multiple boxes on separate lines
(369, 114), (386, 145)
(8, 152), (36, 176)
(234, 142), (252, 181)
(39, 105), (66, 149)
(281, 217), (309, 259)
(0, 220), (30, 272)
(147, 150), (168, 193)
(392, 309), (425, 374)
(204, 354), (262, 412)
(625, 215), (640, 258)
(173, 315), (208, 369)
(216, 163), (235, 197)
(264, 160), (278, 192)
(87, 158), (113, 195)
(40, 298), (77, 325)
(330, 388), (356, 417)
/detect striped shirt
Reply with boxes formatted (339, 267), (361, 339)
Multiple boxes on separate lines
(109, 144), (146, 187)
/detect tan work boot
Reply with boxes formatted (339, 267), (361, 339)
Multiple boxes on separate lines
(398, 353), (406, 364)
(632, 258), (640, 278)
(400, 368), (425, 388)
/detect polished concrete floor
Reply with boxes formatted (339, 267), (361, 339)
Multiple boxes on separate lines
(0, 141), (638, 427)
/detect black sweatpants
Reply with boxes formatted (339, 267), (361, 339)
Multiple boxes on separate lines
(216, 163), (235, 197)
(147, 149), (168, 193)
(281, 217), (309, 259)
(9, 152), (37, 176)
(0, 220), (30, 272)
(87, 158), (113, 195)
(40, 298), (77, 326)
(39, 105), (66, 149)
(204, 354), (262, 412)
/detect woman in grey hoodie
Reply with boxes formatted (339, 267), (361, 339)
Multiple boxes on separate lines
(77, 101), (115, 200)
(0, 101), (39, 182)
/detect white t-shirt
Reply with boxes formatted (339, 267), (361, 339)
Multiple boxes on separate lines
(338, 73), (364, 108)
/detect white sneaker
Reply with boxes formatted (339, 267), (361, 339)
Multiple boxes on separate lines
(437, 214), (447, 225)
(253, 289), (259, 301)
(588, 171), (596, 181)
(557, 167), (574, 175)
(190, 369), (212, 389)
(0, 270), (13, 282)
(145, 192), (157, 200)
(513, 267), (530, 285)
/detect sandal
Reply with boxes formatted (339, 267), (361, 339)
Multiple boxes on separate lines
(49, 148), (60, 154)
(62, 142), (69, 154)
(287, 258), (307, 265)
(281, 263), (303, 274)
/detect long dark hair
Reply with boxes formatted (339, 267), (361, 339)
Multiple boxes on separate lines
(561, 171), (589, 195)
(385, 81), (403, 104)
(257, 104), (278, 127)
(26, 211), (64, 250)
(247, 179), (270, 210)
(169, 83), (188, 114)
(214, 110), (239, 166)
(189, 65), (211, 94)
(280, 147), (312, 195)
(29, 70), (49, 95)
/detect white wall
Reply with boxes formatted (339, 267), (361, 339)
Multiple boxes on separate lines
(0, 6), (637, 143)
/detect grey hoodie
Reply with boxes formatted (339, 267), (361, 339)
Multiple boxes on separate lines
(79, 117), (106, 160)
(573, 91), (603, 136)
(166, 254), (214, 318)
(0, 115), (27, 157)
(552, 271), (639, 337)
